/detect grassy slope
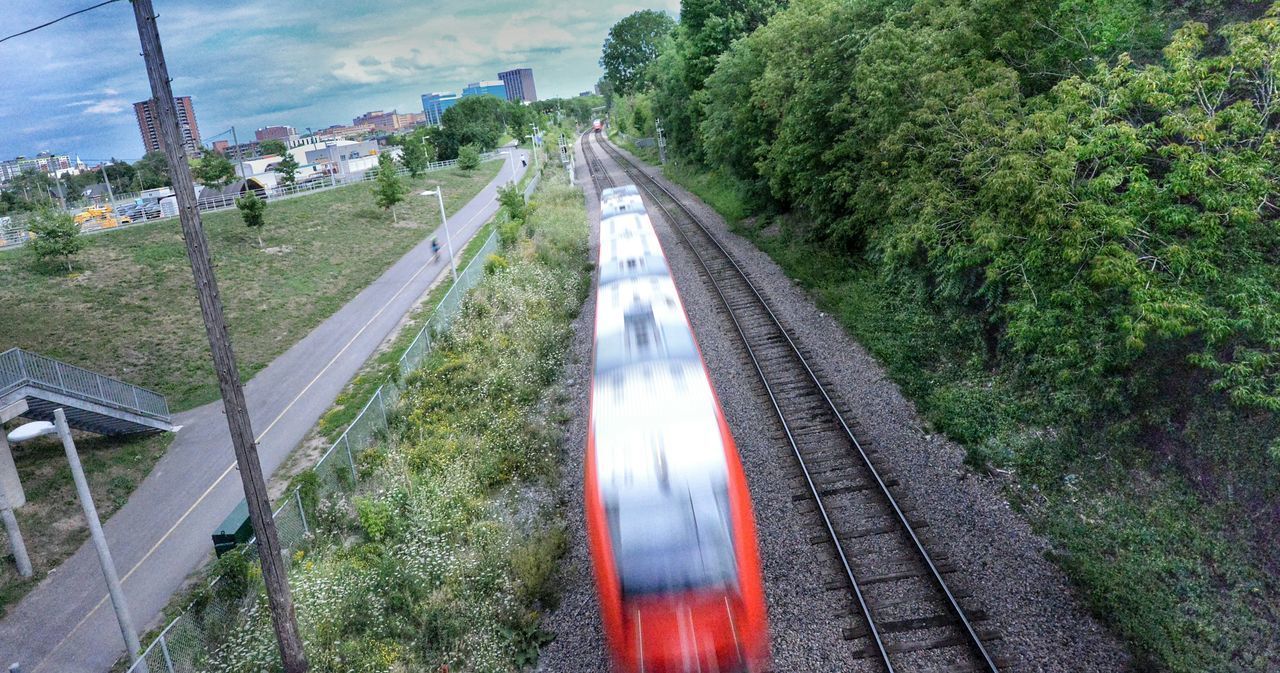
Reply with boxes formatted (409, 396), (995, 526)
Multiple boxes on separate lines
(0, 160), (502, 413)
(313, 154), (554, 441)
(0, 161), (502, 616)
(200, 164), (589, 672)
(0, 431), (172, 616)
(654, 161), (1279, 672)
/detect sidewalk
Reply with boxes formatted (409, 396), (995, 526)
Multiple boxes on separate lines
(0, 153), (526, 672)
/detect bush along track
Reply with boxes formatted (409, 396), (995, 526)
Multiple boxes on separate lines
(203, 165), (590, 672)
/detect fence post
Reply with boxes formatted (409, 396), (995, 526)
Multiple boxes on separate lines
(159, 634), (176, 673)
(343, 434), (357, 483)
(294, 489), (309, 536)
(376, 388), (388, 427)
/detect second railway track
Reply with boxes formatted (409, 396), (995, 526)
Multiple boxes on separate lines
(584, 132), (1007, 673)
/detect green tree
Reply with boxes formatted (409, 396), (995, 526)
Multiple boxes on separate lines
(258, 139), (288, 157)
(400, 139), (429, 178)
(28, 208), (84, 272)
(235, 191), (267, 247)
(600, 10), (676, 95)
(275, 152), (300, 188)
(456, 144), (481, 171)
(373, 153), (407, 220)
(191, 152), (237, 188)
(133, 151), (171, 190)
(497, 183), (527, 221)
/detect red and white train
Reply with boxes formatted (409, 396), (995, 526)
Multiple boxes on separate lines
(585, 184), (771, 672)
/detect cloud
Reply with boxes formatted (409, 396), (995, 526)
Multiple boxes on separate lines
(0, 0), (674, 161)
(84, 99), (130, 115)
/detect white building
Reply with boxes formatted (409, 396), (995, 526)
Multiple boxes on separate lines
(233, 139), (380, 186)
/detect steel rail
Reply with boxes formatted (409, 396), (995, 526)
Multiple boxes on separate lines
(595, 134), (999, 672)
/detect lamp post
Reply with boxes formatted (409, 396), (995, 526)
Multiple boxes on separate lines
(7, 411), (144, 671)
(420, 189), (457, 281)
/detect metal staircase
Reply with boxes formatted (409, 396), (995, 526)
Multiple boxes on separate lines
(0, 348), (172, 435)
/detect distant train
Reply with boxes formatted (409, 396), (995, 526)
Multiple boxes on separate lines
(593, 119), (604, 133)
(585, 185), (771, 672)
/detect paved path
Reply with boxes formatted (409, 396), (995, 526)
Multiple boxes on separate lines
(0, 153), (527, 672)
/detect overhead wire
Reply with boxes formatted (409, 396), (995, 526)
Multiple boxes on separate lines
(0, 0), (124, 46)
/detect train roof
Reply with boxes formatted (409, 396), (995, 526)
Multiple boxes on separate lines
(598, 213), (668, 285)
(601, 193), (646, 219)
(594, 275), (699, 375)
(601, 184), (640, 200)
(592, 359), (729, 496)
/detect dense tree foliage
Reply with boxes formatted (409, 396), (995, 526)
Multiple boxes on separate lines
(650, 0), (1280, 418)
(191, 152), (237, 188)
(533, 95), (606, 125)
(600, 10), (676, 95)
(257, 139), (288, 157)
(431, 96), (534, 160)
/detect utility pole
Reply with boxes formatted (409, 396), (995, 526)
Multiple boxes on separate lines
(101, 162), (117, 211)
(230, 126), (248, 180)
(129, 2), (310, 671)
(656, 118), (667, 165)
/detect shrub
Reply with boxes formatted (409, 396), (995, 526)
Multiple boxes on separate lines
(497, 183), (526, 221)
(354, 496), (393, 542)
(235, 191), (267, 246)
(28, 209), (84, 272)
(456, 144), (481, 171)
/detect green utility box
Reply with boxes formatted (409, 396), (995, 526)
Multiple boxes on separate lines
(212, 499), (253, 557)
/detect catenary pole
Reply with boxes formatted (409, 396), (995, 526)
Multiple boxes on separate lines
(128, 2), (310, 671)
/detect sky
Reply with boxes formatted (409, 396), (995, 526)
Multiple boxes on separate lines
(0, 0), (678, 163)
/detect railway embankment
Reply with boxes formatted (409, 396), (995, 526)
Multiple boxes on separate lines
(189, 164), (590, 672)
(614, 131), (1280, 671)
(546, 136), (1131, 672)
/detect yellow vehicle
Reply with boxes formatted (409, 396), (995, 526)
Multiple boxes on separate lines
(73, 205), (131, 229)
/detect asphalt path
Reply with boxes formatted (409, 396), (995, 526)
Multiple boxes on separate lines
(0, 152), (527, 672)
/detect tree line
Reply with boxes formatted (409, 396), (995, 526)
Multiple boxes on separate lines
(604, 0), (1280, 425)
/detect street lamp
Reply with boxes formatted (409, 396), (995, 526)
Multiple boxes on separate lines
(420, 189), (457, 281)
(8, 411), (145, 671)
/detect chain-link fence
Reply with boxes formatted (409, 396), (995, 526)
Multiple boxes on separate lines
(1, 151), (507, 251)
(125, 226), (505, 673)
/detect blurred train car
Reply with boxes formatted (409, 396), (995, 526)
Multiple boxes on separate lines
(585, 186), (771, 673)
(594, 119), (604, 133)
(601, 184), (644, 218)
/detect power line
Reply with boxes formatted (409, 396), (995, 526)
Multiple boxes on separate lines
(0, 0), (124, 46)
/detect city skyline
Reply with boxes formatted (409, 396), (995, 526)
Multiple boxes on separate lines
(0, 0), (677, 162)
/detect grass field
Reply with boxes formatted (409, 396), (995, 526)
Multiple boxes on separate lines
(0, 160), (502, 412)
(0, 159), (502, 616)
(0, 431), (173, 616)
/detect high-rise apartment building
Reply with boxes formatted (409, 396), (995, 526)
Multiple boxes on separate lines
(498, 68), (537, 103)
(134, 96), (201, 156)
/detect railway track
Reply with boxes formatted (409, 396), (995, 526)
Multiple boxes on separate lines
(585, 132), (1006, 673)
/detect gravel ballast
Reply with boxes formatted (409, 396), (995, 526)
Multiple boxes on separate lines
(537, 136), (1132, 672)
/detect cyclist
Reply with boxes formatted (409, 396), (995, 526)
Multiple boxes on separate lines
(430, 237), (441, 262)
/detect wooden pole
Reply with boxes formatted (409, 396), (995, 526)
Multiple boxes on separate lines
(128, 2), (309, 671)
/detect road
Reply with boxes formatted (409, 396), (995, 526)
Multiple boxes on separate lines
(0, 152), (527, 672)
